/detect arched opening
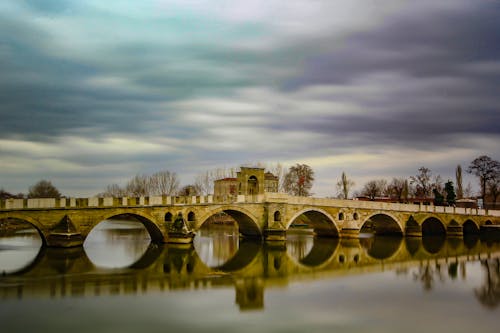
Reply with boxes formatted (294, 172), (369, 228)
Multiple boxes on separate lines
(84, 214), (160, 269)
(187, 212), (196, 222)
(353, 212), (359, 220)
(165, 212), (173, 222)
(195, 208), (261, 270)
(248, 176), (258, 195)
(485, 220), (493, 225)
(360, 214), (403, 236)
(0, 217), (44, 275)
(288, 210), (338, 237)
(422, 217), (446, 236)
(463, 220), (479, 235)
(338, 212), (344, 221)
(273, 211), (281, 222)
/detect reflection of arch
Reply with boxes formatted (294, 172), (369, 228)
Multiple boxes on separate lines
(287, 209), (338, 237)
(464, 234), (479, 249)
(2, 245), (46, 276)
(165, 212), (173, 222)
(463, 220), (479, 234)
(292, 238), (339, 268)
(187, 212), (196, 222)
(0, 215), (47, 245)
(96, 212), (164, 243)
(360, 236), (403, 260)
(422, 217), (446, 235)
(216, 240), (261, 272)
(361, 213), (403, 235)
(422, 235), (446, 254)
(130, 243), (165, 270)
(198, 206), (262, 238)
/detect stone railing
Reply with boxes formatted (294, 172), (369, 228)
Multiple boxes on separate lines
(263, 193), (499, 217)
(1, 193), (499, 217)
(0, 195), (214, 210)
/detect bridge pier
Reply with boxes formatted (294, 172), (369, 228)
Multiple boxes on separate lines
(447, 225), (464, 238)
(46, 215), (85, 248)
(264, 228), (287, 242)
(340, 228), (360, 238)
(339, 220), (360, 239)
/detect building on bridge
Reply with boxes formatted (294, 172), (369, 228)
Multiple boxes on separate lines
(214, 167), (278, 201)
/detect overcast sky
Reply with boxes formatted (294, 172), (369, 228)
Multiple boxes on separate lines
(1, 0), (499, 197)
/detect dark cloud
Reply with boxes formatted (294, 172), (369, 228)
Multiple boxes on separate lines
(1, 1), (499, 195)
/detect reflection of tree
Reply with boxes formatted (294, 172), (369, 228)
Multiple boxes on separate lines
(413, 261), (444, 291)
(475, 259), (500, 309)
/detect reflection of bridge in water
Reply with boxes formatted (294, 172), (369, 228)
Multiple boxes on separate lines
(1, 193), (499, 247)
(2, 237), (500, 310)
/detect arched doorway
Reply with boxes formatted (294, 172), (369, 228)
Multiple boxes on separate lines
(248, 176), (258, 195)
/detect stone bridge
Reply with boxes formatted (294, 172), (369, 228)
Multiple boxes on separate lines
(1, 193), (499, 247)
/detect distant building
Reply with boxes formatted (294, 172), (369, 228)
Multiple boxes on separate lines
(213, 167), (279, 201)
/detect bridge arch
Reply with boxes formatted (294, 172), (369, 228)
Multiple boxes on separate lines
(361, 212), (403, 236)
(0, 214), (47, 245)
(94, 212), (164, 243)
(421, 216), (446, 236)
(286, 208), (339, 237)
(462, 219), (479, 235)
(197, 206), (262, 238)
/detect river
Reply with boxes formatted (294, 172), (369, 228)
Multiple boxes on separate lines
(1, 219), (499, 333)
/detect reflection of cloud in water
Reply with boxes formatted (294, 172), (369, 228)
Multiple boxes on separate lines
(286, 233), (314, 262)
(0, 229), (42, 274)
(84, 219), (151, 268)
(194, 226), (239, 268)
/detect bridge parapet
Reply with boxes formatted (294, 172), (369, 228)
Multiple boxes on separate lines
(1, 195), (216, 210)
(1, 194), (499, 219)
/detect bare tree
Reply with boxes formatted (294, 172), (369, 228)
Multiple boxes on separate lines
(194, 167), (237, 195)
(124, 174), (149, 197)
(28, 180), (61, 198)
(194, 171), (213, 195)
(467, 155), (500, 208)
(336, 171), (355, 199)
(178, 184), (201, 196)
(100, 184), (126, 197)
(388, 177), (406, 201)
(283, 164), (315, 196)
(100, 170), (180, 197)
(361, 179), (388, 200)
(149, 170), (180, 195)
(487, 176), (500, 209)
(411, 167), (432, 198)
(267, 162), (286, 192)
(463, 182), (474, 198)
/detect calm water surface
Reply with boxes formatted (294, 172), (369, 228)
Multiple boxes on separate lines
(1, 220), (499, 333)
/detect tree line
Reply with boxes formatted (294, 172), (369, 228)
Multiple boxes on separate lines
(1, 155), (498, 209)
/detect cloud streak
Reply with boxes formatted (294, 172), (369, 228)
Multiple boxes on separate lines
(0, 0), (498, 196)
